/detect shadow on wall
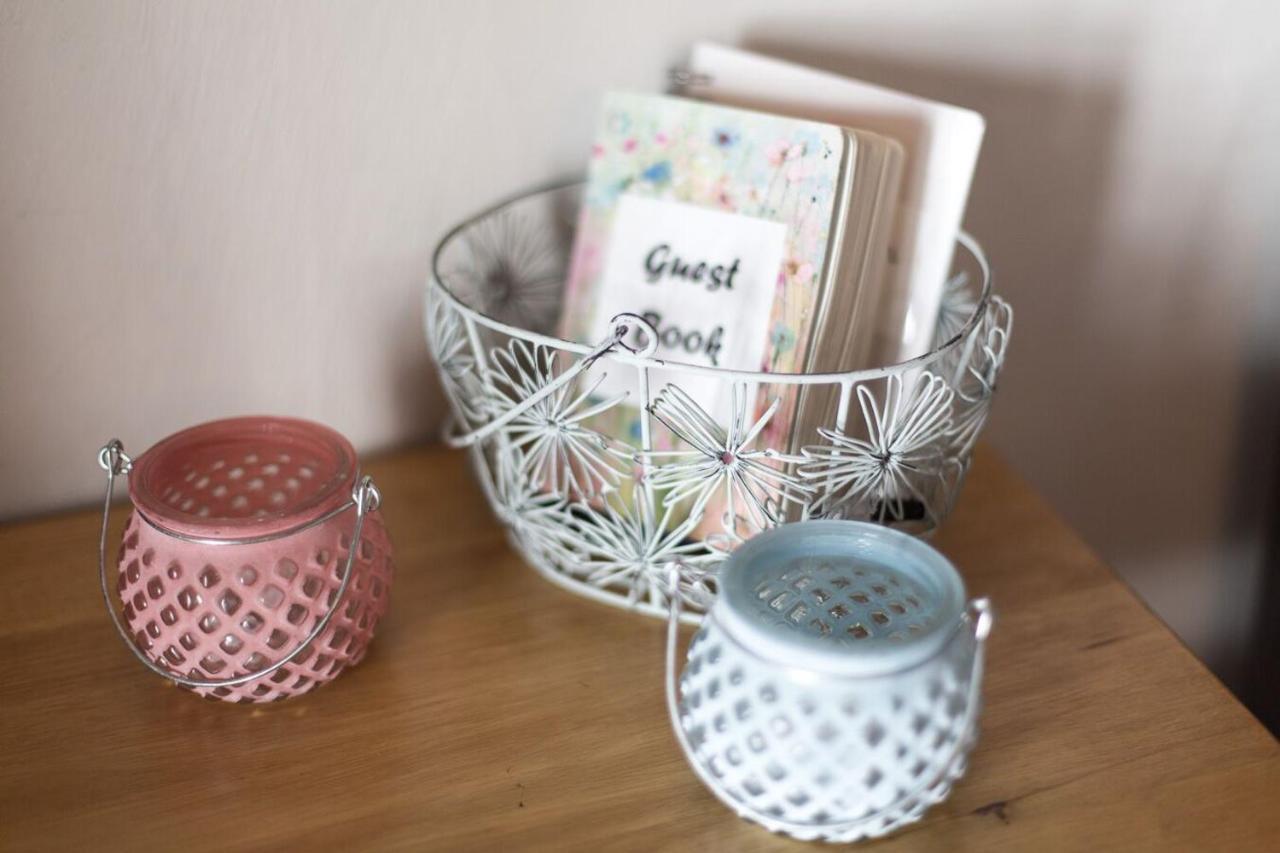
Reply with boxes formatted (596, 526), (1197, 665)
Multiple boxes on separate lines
(736, 37), (1126, 562)
(1229, 259), (1280, 734)
(738, 36), (1279, 732)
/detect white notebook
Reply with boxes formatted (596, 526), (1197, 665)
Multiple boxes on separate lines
(684, 42), (985, 366)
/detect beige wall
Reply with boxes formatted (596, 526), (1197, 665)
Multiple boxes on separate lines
(3, 1), (1278, 679)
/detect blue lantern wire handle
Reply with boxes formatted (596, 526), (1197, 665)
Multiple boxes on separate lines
(663, 561), (992, 837)
(96, 438), (381, 689)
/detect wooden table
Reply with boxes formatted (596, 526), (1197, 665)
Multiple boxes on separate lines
(1, 445), (1275, 851)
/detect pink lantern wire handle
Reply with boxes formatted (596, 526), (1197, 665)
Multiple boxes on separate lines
(662, 561), (993, 837)
(95, 439), (381, 689)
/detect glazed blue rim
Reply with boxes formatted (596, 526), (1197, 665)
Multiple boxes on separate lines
(714, 520), (968, 678)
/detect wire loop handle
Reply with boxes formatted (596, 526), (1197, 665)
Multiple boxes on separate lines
(664, 561), (992, 838)
(445, 312), (659, 449)
(96, 439), (380, 689)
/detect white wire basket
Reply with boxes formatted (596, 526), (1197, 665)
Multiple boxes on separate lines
(425, 181), (1011, 623)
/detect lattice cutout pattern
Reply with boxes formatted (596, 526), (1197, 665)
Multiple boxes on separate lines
(678, 616), (979, 843)
(117, 509), (393, 703)
(158, 451), (332, 521)
(748, 557), (943, 648)
(137, 430), (352, 527)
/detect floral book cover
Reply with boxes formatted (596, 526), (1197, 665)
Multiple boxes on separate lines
(561, 92), (848, 456)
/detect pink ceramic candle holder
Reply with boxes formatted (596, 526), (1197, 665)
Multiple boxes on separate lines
(95, 416), (394, 703)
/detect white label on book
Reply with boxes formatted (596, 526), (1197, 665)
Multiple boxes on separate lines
(588, 194), (786, 422)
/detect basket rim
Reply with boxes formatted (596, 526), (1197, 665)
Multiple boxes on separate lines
(427, 177), (994, 386)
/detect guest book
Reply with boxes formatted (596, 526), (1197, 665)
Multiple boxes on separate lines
(562, 92), (903, 452)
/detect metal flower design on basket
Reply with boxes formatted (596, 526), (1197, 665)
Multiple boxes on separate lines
(426, 182), (1012, 622)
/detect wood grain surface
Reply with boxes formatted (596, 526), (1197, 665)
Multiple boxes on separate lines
(0, 444), (1275, 852)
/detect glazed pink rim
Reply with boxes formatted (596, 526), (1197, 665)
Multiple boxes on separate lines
(128, 416), (358, 541)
